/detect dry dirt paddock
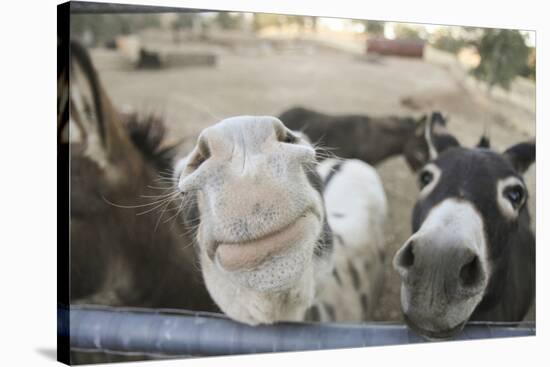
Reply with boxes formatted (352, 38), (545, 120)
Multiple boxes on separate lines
(89, 39), (535, 322)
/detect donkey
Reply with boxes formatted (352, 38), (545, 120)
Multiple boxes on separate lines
(174, 115), (388, 325)
(62, 41), (216, 312)
(63, 42), (388, 326)
(392, 113), (535, 339)
(278, 106), (443, 171)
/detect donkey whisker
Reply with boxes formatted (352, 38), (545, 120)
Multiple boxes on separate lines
(164, 200), (185, 225)
(147, 184), (177, 190)
(140, 191), (180, 199)
(153, 178), (177, 183)
(131, 194), (180, 214)
(135, 198), (176, 216)
(153, 198), (175, 232)
(103, 194), (179, 210)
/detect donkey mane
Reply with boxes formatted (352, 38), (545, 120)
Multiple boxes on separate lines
(123, 113), (179, 173)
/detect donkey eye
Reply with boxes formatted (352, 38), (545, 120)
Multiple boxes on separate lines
(280, 131), (298, 144)
(419, 170), (434, 188)
(277, 129), (300, 144)
(504, 185), (525, 209)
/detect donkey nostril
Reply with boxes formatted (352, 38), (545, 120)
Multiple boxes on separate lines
(188, 135), (211, 169)
(459, 255), (481, 288)
(397, 241), (415, 268)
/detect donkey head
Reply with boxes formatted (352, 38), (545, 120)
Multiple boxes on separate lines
(175, 116), (331, 324)
(393, 112), (535, 339)
(63, 42), (211, 309)
(402, 112), (456, 171)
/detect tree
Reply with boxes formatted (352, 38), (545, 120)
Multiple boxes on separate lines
(366, 20), (385, 35)
(310, 17), (318, 32)
(71, 14), (160, 46)
(431, 28), (467, 54)
(352, 19), (385, 35)
(471, 29), (529, 92)
(252, 13), (283, 32)
(172, 13), (197, 30)
(215, 12), (244, 30)
(393, 24), (424, 40)
(171, 13), (200, 43)
(252, 14), (308, 32)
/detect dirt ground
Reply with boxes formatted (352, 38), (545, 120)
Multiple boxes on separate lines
(89, 36), (535, 322)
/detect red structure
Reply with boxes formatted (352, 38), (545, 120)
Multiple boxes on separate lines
(367, 37), (425, 58)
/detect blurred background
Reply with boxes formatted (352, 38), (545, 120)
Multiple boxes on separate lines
(71, 10), (535, 321)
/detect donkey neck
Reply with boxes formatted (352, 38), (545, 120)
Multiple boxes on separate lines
(356, 117), (416, 164)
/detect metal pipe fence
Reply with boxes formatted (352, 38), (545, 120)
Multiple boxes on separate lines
(59, 305), (535, 357)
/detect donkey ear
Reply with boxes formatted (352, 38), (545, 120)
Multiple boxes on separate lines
(476, 135), (491, 149)
(69, 42), (107, 149)
(430, 111), (448, 126)
(423, 111), (459, 160)
(69, 42), (133, 169)
(404, 111), (460, 171)
(503, 141), (535, 173)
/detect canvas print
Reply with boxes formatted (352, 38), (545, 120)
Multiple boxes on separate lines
(57, 1), (536, 365)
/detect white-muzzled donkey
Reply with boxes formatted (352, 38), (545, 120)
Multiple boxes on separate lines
(175, 116), (388, 325)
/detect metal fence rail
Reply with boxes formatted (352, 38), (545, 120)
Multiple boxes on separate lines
(61, 305), (535, 357)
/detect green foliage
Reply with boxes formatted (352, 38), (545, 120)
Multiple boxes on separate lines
(172, 13), (197, 30)
(471, 29), (529, 91)
(71, 14), (160, 45)
(252, 14), (308, 31)
(393, 24), (423, 40)
(215, 12), (244, 30)
(366, 20), (385, 35)
(351, 20), (385, 35)
(431, 28), (467, 54)
(253, 14), (282, 31)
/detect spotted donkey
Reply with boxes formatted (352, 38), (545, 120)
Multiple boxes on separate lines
(174, 116), (388, 325)
(64, 40), (388, 325)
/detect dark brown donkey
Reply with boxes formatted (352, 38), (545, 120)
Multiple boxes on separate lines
(279, 106), (447, 171)
(60, 41), (216, 311)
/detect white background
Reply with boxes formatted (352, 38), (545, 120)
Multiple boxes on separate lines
(0, 0), (546, 365)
